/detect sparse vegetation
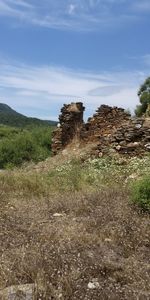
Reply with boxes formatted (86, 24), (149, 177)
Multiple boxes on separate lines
(0, 155), (150, 299)
(0, 100), (150, 299)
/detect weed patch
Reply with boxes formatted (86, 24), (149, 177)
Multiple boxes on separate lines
(130, 175), (150, 211)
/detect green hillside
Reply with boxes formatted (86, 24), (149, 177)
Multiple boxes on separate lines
(0, 103), (57, 127)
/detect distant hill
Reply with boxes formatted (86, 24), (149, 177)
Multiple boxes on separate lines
(0, 103), (57, 127)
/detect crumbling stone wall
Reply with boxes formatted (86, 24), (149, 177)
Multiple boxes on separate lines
(92, 117), (150, 156)
(80, 105), (130, 142)
(52, 102), (85, 155)
(51, 102), (150, 156)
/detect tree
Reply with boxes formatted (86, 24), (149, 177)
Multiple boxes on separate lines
(135, 77), (150, 116)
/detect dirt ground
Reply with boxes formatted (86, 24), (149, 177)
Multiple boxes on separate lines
(0, 179), (149, 299)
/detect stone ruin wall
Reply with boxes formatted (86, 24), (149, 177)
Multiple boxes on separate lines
(51, 102), (150, 156)
(52, 102), (85, 155)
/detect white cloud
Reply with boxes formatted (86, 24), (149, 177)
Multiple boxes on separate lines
(0, 0), (19, 16)
(68, 4), (76, 15)
(89, 85), (126, 96)
(0, 60), (148, 119)
(0, 0), (147, 31)
(0, 0), (33, 24)
(8, 0), (32, 8)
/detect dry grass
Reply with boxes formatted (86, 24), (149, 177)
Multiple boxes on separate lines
(0, 155), (150, 299)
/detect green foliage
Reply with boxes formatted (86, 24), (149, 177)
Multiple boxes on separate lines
(0, 103), (57, 127)
(0, 125), (53, 169)
(0, 126), (21, 138)
(135, 77), (150, 116)
(135, 103), (147, 117)
(130, 176), (150, 211)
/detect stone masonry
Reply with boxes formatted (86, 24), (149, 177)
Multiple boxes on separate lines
(80, 105), (130, 142)
(52, 102), (85, 155)
(51, 102), (150, 156)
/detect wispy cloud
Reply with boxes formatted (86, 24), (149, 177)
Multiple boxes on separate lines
(0, 0), (148, 31)
(68, 4), (76, 15)
(0, 59), (148, 119)
(8, 0), (32, 8)
(132, 0), (150, 12)
(129, 54), (150, 68)
(0, 1), (19, 17)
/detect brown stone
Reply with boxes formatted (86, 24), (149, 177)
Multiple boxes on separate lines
(51, 103), (150, 157)
(51, 102), (85, 154)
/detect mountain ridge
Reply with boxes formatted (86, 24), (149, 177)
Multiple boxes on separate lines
(0, 103), (57, 127)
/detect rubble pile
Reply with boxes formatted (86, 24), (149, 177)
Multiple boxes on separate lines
(52, 102), (84, 154)
(52, 102), (150, 156)
(109, 118), (150, 155)
(91, 118), (150, 157)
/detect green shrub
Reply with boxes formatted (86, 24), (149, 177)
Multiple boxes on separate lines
(0, 125), (53, 169)
(0, 126), (21, 138)
(130, 176), (150, 211)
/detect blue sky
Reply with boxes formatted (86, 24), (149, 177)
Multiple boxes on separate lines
(0, 0), (150, 120)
